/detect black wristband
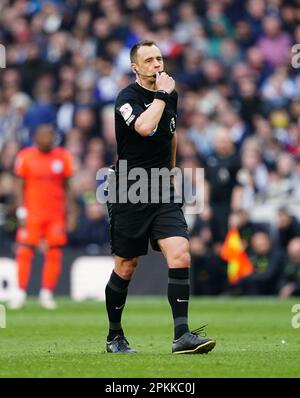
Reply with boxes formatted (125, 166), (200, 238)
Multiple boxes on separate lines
(154, 90), (169, 104)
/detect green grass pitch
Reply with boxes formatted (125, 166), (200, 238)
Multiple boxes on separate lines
(0, 297), (299, 378)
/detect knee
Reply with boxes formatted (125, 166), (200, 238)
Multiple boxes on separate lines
(168, 243), (191, 268)
(175, 251), (191, 268)
(16, 245), (34, 260)
(46, 248), (62, 262)
(115, 258), (138, 280)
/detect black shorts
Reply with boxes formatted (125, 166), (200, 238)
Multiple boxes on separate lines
(107, 201), (189, 258)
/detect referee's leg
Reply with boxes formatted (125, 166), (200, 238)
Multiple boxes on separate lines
(114, 256), (138, 280)
(105, 256), (138, 353)
(158, 236), (216, 354)
(158, 237), (191, 339)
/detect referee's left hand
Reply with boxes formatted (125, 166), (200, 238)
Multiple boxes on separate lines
(156, 72), (175, 94)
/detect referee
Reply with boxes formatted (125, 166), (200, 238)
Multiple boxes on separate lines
(105, 40), (216, 354)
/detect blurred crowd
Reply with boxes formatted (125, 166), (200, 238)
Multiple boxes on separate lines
(1, 0), (300, 296)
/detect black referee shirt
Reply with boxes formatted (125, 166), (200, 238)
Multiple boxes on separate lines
(114, 82), (177, 172)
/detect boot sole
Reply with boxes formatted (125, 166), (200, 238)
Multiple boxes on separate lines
(173, 339), (216, 354)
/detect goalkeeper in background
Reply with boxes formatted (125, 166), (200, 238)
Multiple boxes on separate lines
(8, 124), (74, 309)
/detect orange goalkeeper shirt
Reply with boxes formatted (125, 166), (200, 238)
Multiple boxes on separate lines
(15, 147), (74, 220)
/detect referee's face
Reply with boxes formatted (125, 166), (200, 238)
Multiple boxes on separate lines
(132, 45), (164, 83)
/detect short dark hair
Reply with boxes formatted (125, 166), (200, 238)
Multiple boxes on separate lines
(130, 40), (159, 63)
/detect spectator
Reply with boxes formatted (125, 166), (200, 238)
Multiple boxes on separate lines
(237, 231), (284, 295)
(73, 106), (98, 140)
(0, 140), (20, 173)
(218, 106), (250, 148)
(246, 46), (272, 86)
(253, 116), (281, 169)
(276, 207), (300, 250)
(173, 2), (202, 45)
(234, 20), (256, 51)
(23, 75), (57, 145)
(228, 208), (270, 248)
(174, 48), (204, 91)
(236, 78), (262, 130)
(190, 205), (228, 295)
(205, 128), (240, 242)
(256, 15), (292, 69)
(244, 0), (265, 41)
(261, 66), (295, 110)
(186, 111), (218, 158)
(232, 145), (268, 210)
(68, 196), (110, 254)
(279, 237), (300, 298)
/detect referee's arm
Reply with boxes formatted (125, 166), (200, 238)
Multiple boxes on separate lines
(135, 71), (175, 136)
(134, 98), (166, 136)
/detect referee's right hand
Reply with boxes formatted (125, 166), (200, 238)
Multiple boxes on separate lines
(156, 72), (175, 94)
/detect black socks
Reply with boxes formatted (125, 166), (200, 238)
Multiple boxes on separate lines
(168, 268), (190, 340)
(105, 271), (130, 341)
(106, 268), (190, 341)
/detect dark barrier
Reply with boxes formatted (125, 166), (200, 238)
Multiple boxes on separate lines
(0, 239), (169, 295)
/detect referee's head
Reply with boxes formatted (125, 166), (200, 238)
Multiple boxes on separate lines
(130, 40), (164, 83)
